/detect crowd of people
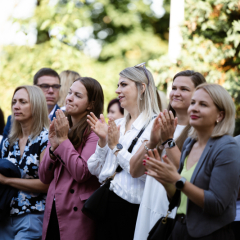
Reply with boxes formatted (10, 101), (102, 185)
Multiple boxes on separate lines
(0, 64), (239, 240)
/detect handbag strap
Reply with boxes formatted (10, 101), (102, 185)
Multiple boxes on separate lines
(127, 126), (146, 153)
(168, 189), (181, 212)
(116, 116), (156, 173)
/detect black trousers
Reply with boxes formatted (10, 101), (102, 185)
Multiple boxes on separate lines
(97, 190), (139, 240)
(231, 221), (240, 240)
(46, 201), (60, 240)
(169, 221), (235, 240)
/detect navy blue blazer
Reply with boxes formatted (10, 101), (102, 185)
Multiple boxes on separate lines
(0, 159), (21, 221)
(50, 104), (60, 121)
(178, 135), (240, 237)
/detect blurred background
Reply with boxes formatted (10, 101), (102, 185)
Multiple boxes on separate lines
(0, 0), (240, 132)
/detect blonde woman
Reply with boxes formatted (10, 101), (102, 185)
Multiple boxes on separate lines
(58, 70), (80, 110)
(0, 86), (49, 240)
(145, 83), (239, 239)
(87, 63), (161, 240)
(132, 70), (206, 240)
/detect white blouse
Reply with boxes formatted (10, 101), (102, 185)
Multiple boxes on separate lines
(134, 125), (186, 240)
(87, 113), (155, 204)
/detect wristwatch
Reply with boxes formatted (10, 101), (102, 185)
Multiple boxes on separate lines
(165, 139), (176, 149)
(159, 139), (176, 150)
(112, 143), (123, 154)
(175, 177), (187, 190)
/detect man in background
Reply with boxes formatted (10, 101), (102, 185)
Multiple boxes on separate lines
(1, 68), (61, 149)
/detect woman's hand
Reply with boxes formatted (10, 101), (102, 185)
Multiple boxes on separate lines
(144, 149), (181, 185)
(149, 114), (161, 148)
(108, 118), (120, 150)
(54, 110), (69, 144)
(87, 113), (108, 147)
(159, 109), (177, 143)
(48, 119), (59, 151)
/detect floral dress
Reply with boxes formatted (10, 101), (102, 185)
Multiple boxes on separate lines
(1, 128), (48, 216)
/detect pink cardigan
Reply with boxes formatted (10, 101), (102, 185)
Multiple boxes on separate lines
(39, 131), (100, 240)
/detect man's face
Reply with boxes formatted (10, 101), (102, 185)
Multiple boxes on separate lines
(37, 75), (60, 110)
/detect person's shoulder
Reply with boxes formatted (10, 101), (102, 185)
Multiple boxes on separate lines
(211, 135), (238, 152)
(114, 117), (125, 126)
(38, 128), (49, 142)
(213, 134), (235, 145)
(41, 127), (49, 135)
(7, 115), (12, 121)
(88, 130), (99, 140)
(55, 104), (60, 110)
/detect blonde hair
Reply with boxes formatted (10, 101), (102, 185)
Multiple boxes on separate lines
(9, 85), (49, 146)
(58, 70), (81, 107)
(119, 66), (161, 125)
(189, 83), (235, 139)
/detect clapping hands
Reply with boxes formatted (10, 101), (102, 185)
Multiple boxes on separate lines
(108, 118), (120, 150)
(87, 113), (120, 149)
(49, 110), (69, 151)
(149, 109), (177, 147)
(143, 149), (180, 186)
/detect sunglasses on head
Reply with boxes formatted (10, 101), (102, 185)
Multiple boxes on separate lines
(134, 62), (150, 86)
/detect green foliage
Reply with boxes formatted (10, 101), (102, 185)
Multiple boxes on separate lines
(148, 0), (240, 104)
(0, 0), (170, 119)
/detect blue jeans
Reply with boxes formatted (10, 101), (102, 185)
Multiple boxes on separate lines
(0, 212), (44, 240)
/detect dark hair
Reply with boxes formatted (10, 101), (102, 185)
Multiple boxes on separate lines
(67, 77), (104, 149)
(107, 98), (124, 115)
(33, 68), (60, 85)
(168, 70), (206, 151)
(0, 108), (5, 135)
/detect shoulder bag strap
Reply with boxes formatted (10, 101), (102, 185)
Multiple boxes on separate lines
(116, 116), (156, 173)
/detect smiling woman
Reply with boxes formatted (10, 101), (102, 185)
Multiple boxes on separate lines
(0, 85), (49, 240)
(87, 63), (161, 240)
(133, 70), (206, 240)
(145, 83), (239, 240)
(39, 77), (104, 240)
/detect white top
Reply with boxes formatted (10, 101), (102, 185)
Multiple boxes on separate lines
(88, 113), (155, 204)
(134, 125), (186, 240)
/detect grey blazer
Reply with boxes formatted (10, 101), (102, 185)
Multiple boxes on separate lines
(178, 135), (240, 238)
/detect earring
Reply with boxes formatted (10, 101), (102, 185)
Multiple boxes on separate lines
(216, 120), (219, 123)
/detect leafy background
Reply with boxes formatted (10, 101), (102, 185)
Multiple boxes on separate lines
(1, 0), (240, 133)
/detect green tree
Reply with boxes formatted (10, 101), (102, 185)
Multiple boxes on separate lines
(149, 0), (240, 96)
(0, 0), (170, 118)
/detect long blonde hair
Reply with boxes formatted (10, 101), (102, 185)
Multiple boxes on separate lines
(58, 70), (80, 107)
(189, 83), (235, 138)
(9, 85), (49, 146)
(119, 66), (161, 125)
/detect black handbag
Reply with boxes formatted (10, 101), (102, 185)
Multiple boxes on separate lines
(147, 190), (180, 240)
(81, 125), (147, 221)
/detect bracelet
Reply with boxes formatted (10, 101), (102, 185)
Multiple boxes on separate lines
(144, 141), (152, 153)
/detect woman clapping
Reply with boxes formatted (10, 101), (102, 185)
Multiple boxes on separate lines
(39, 77), (104, 240)
(145, 83), (239, 239)
(87, 63), (161, 240)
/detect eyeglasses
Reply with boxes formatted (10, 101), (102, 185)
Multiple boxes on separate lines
(134, 62), (150, 86)
(37, 84), (61, 91)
